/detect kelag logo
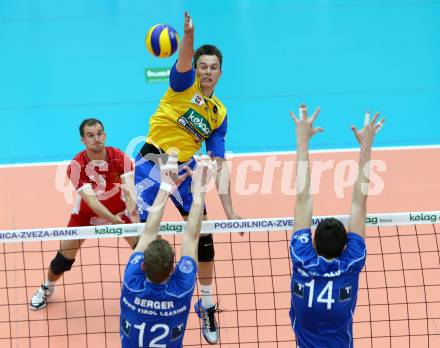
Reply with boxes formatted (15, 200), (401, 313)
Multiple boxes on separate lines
(409, 213), (438, 223)
(160, 223), (183, 233)
(178, 109), (212, 139)
(95, 226), (123, 236)
(95, 226), (139, 236)
(365, 216), (378, 225)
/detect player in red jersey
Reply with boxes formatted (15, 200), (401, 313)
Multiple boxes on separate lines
(29, 118), (139, 310)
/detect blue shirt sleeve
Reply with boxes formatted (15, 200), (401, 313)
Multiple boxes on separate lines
(123, 252), (144, 286)
(340, 233), (367, 273)
(169, 62), (195, 92)
(169, 256), (197, 294)
(290, 229), (315, 267)
(205, 116), (227, 158)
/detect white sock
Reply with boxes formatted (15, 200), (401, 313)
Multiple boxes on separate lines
(44, 280), (55, 288)
(200, 285), (214, 308)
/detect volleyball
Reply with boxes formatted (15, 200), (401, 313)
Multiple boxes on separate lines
(145, 24), (180, 58)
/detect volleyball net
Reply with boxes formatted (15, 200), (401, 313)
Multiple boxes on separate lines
(1, 211), (440, 347)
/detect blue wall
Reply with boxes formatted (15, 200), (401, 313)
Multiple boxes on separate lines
(1, 0), (439, 163)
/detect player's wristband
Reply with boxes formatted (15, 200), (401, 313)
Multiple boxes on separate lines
(159, 182), (173, 193)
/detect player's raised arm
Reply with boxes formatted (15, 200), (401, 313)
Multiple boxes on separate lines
(121, 171), (139, 223)
(348, 112), (385, 239)
(134, 154), (189, 252)
(181, 156), (217, 261)
(290, 104), (323, 232)
(176, 11), (194, 73)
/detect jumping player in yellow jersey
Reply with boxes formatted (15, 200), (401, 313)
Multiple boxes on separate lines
(134, 12), (240, 344)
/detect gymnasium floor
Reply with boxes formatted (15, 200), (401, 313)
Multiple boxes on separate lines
(0, 0), (439, 347)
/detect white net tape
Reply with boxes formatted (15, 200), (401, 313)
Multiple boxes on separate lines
(1, 211), (439, 243)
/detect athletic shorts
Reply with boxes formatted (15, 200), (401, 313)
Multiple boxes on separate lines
(134, 153), (206, 222)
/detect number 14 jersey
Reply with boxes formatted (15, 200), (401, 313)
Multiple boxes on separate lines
(289, 229), (366, 348)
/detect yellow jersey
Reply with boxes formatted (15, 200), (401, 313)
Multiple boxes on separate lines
(147, 64), (227, 162)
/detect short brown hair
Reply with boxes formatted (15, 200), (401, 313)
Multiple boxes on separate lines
(194, 44), (223, 68)
(79, 118), (104, 137)
(143, 239), (175, 283)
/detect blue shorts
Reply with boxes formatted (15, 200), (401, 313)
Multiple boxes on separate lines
(134, 153), (204, 222)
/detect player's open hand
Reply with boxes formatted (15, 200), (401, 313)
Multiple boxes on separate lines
(189, 154), (217, 199)
(158, 153), (189, 190)
(289, 104), (323, 144)
(226, 212), (246, 236)
(350, 112), (385, 149)
(183, 11), (194, 35)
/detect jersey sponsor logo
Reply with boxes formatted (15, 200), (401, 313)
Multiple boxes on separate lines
(121, 317), (131, 337)
(191, 94), (205, 107)
(177, 109), (212, 140)
(296, 267), (310, 277)
(177, 116), (204, 142)
(171, 323), (184, 340)
(339, 285), (352, 302)
(293, 281), (305, 298)
(123, 295), (189, 317)
(186, 110), (212, 136)
(179, 258), (194, 274)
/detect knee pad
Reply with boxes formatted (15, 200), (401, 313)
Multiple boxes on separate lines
(50, 251), (75, 275)
(198, 234), (215, 262)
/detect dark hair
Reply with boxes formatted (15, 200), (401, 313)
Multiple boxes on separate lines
(314, 218), (347, 259)
(194, 44), (223, 68)
(79, 118), (104, 137)
(143, 239), (175, 283)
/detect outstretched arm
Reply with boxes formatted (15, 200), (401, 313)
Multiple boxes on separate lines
(176, 11), (194, 73)
(214, 157), (241, 220)
(348, 112), (385, 239)
(121, 171), (139, 223)
(290, 104), (323, 232)
(182, 156), (217, 261)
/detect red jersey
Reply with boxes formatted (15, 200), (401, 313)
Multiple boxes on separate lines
(67, 147), (133, 227)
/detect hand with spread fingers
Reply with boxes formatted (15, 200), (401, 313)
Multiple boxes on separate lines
(158, 153), (190, 191)
(350, 112), (385, 149)
(189, 154), (217, 203)
(289, 104), (324, 144)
